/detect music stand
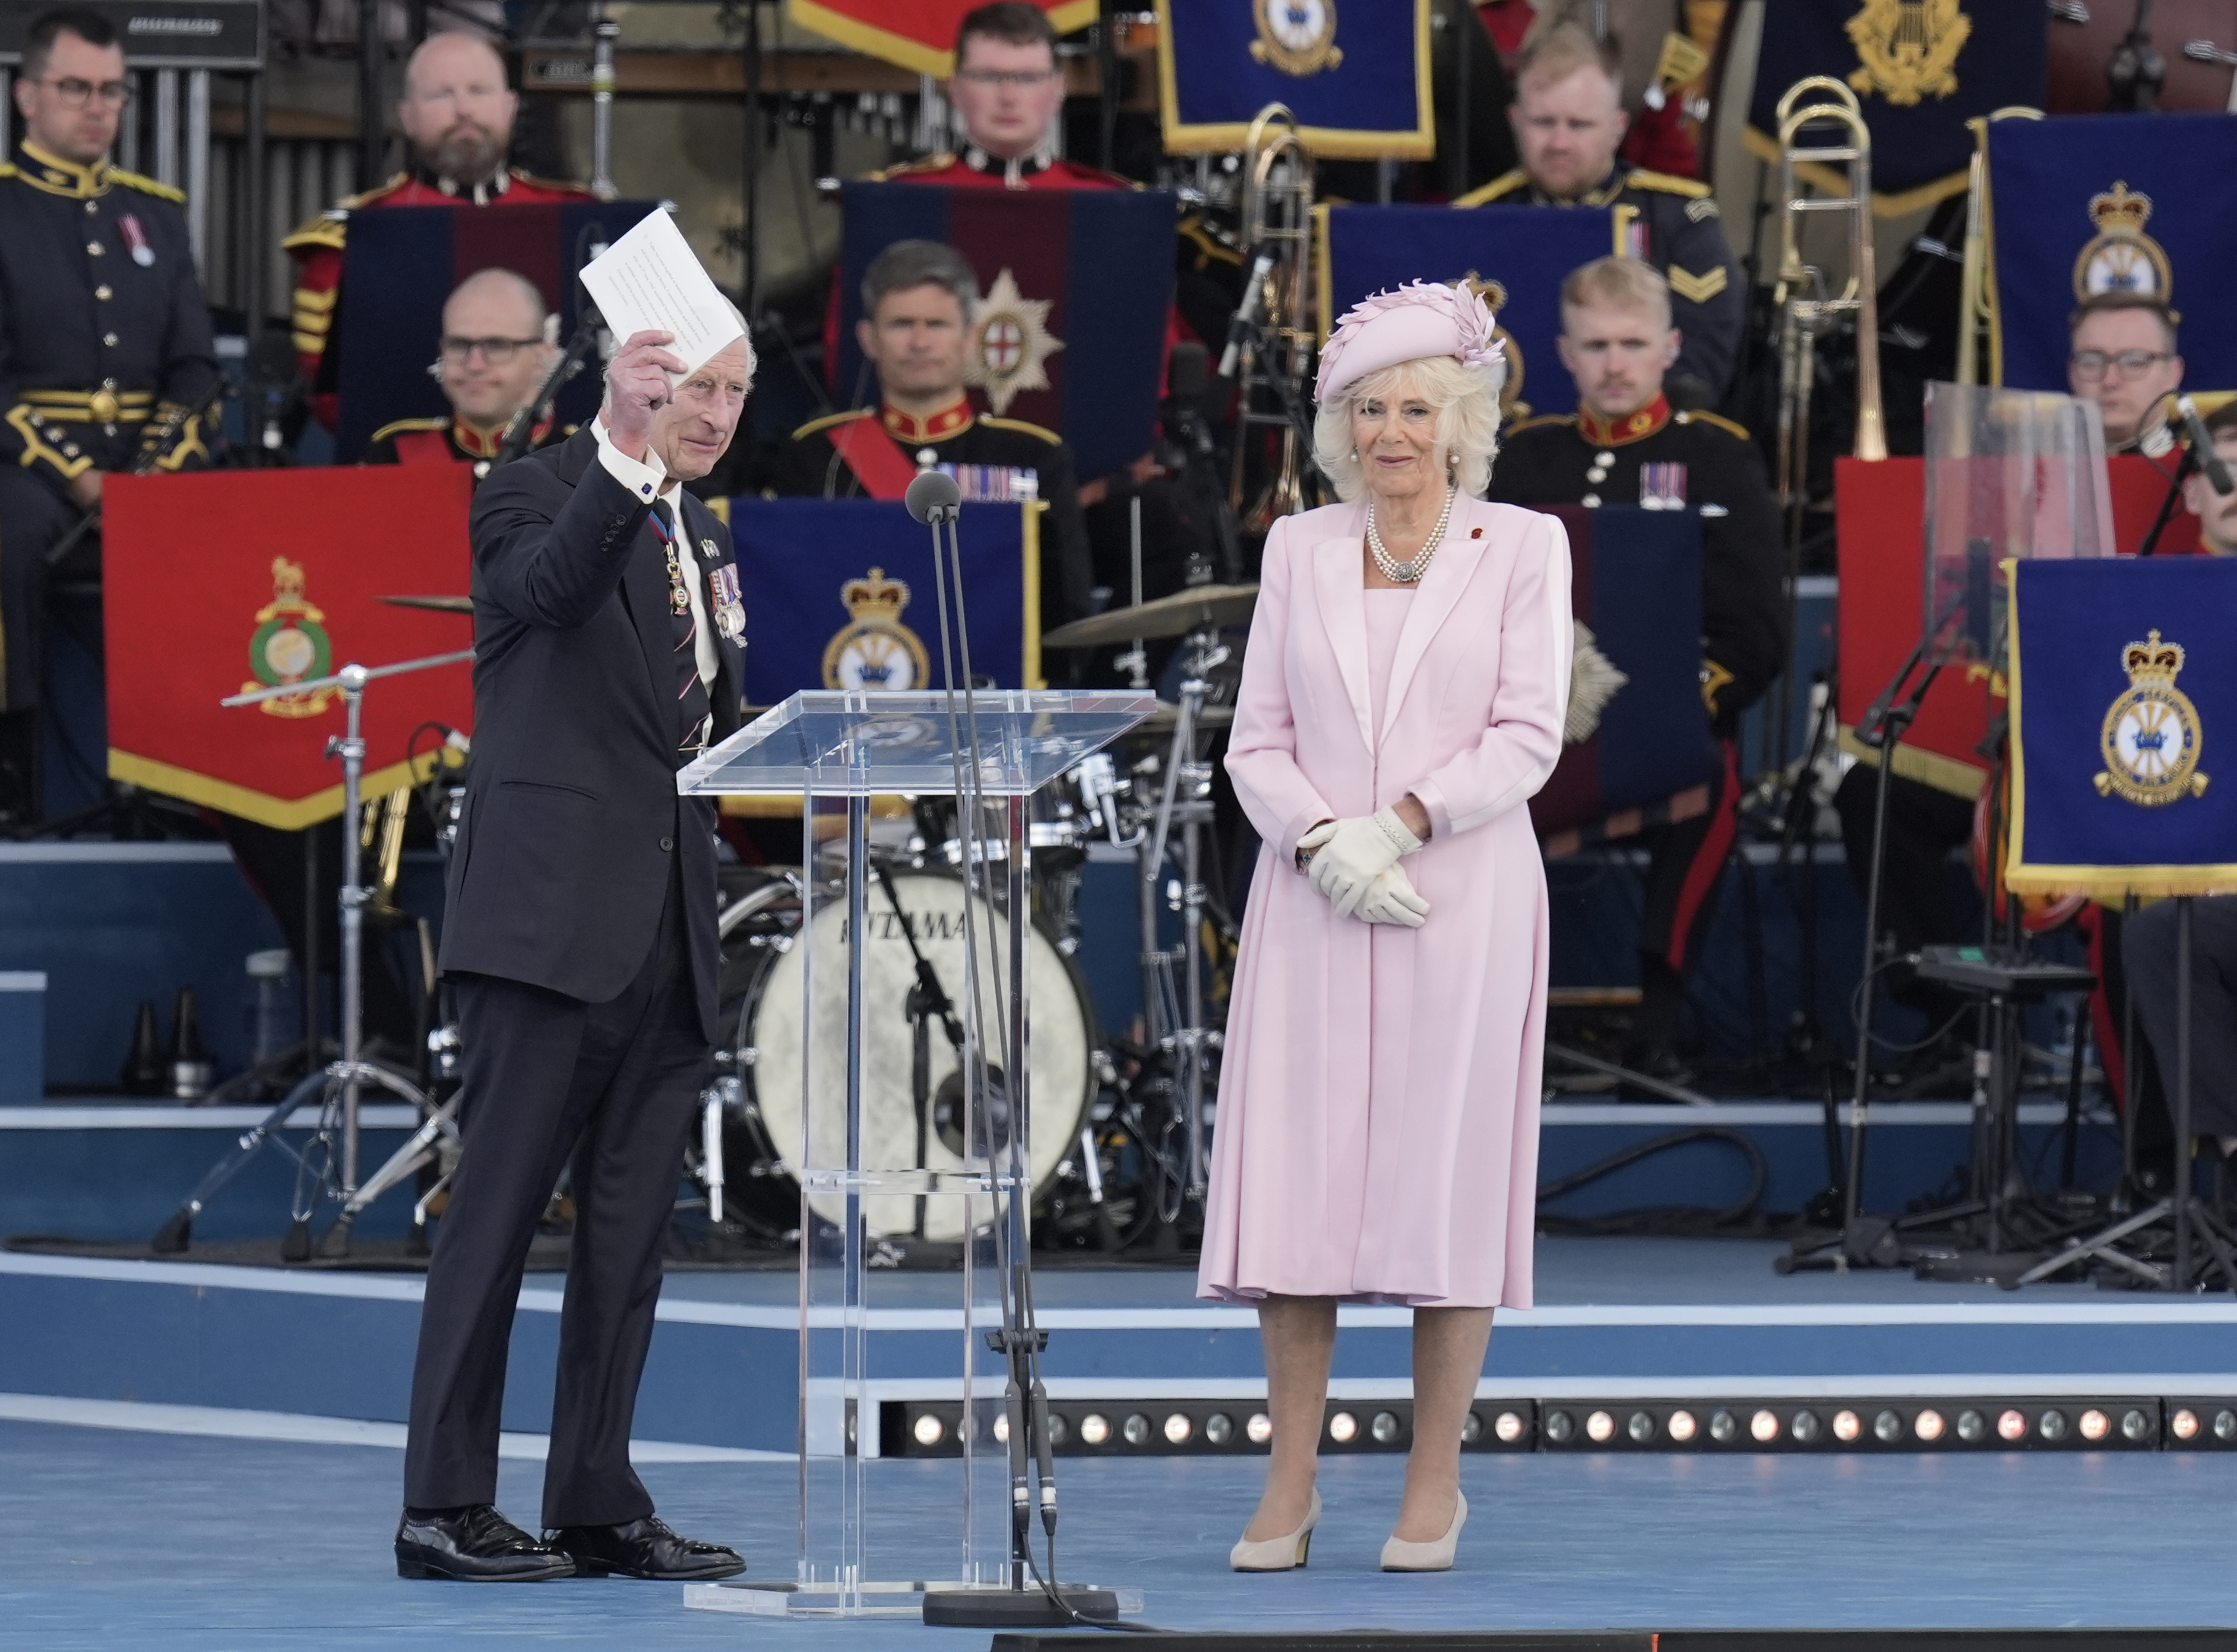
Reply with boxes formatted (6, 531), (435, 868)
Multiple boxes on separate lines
(675, 689), (1151, 1619)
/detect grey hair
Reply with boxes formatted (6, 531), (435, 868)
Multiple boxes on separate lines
(1312, 355), (1504, 502)
(861, 239), (980, 324)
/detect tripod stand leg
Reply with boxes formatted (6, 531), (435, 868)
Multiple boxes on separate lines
(150, 1068), (328, 1252)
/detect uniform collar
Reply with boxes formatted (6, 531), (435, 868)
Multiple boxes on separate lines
(962, 138), (1055, 188)
(1577, 393), (1672, 448)
(881, 394), (974, 444)
(17, 140), (109, 199)
(1532, 164), (1626, 208)
(410, 159), (513, 206)
(450, 415), (526, 458)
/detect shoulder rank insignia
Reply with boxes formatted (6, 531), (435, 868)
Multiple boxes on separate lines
(2096, 629), (2208, 805)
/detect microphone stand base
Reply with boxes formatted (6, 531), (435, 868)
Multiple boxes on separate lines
(923, 1584), (1121, 1628)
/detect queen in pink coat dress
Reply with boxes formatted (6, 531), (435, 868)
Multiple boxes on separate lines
(1199, 283), (1571, 1577)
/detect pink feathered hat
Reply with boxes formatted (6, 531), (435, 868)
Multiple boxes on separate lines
(1313, 280), (1505, 404)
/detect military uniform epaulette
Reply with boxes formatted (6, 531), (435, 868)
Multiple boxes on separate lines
(1675, 409), (1751, 441)
(872, 153), (957, 181)
(1504, 412), (1576, 436)
(1625, 167), (1712, 198)
(369, 415), (451, 444)
(1453, 169), (1528, 207)
(106, 166), (184, 203)
(281, 174), (409, 249)
(980, 414), (1061, 444)
(1178, 214), (1243, 269)
(0, 163), (15, 181)
(792, 408), (873, 441)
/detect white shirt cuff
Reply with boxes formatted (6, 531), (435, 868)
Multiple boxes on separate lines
(597, 436), (666, 503)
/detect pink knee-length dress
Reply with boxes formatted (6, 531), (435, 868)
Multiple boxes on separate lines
(1197, 495), (1572, 1309)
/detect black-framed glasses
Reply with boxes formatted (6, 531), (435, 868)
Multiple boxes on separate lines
(439, 336), (542, 364)
(2070, 348), (2174, 380)
(35, 77), (134, 109)
(953, 68), (1059, 89)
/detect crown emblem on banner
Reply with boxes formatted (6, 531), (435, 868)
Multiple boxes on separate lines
(2074, 181), (2173, 302)
(824, 566), (931, 692)
(2097, 629), (2207, 806)
(2089, 182), (2153, 238)
(841, 567), (911, 622)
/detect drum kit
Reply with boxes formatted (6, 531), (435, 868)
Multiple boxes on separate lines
(691, 580), (1259, 1259)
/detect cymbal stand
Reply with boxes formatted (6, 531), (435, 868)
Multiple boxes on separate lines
(1113, 495), (1150, 691)
(151, 651), (471, 1258)
(1140, 622), (1227, 1204)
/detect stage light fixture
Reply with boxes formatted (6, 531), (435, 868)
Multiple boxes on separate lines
(1080, 1413), (1110, 1446)
(1872, 1409), (1901, 1444)
(914, 1414), (945, 1447)
(1122, 1413), (1151, 1447)
(1246, 1412), (1273, 1444)
(1998, 1409), (2027, 1441)
(1164, 1413), (1192, 1445)
(1956, 1409), (1985, 1443)
(992, 1412), (1010, 1444)
(1710, 1409), (1738, 1444)
(1546, 1410), (1576, 1444)
(1913, 1409), (1945, 1442)
(1204, 1413), (1233, 1446)
(2172, 1408), (2200, 1441)
(2039, 1409), (2069, 1442)
(1790, 1410), (1821, 1444)
(1750, 1409), (1779, 1443)
(2122, 1409), (2153, 1443)
(1328, 1412), (1358, 1444)
(1460, 1412), (1483, 1445)
(1832, 1409), (1861, 1442)
(1047, 1413), (1070, 1447)
(1586, 1410), (1615, 1443)
(1667, 1410), (1698, 1443)
(2078, 1409), (2109, 1442)
(1628, 1411), (1655, 1444)
(1495, 1410), (1527, 1444)
(2216, 1410), (2237, 1442)
(1371, 1412), (1401, 1445)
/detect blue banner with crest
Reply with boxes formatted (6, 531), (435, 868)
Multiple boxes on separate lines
(1985, 113), (2237, 394)
(2007, 557), (2237, 899)
(724, 498), (1040, 704)
(1154, 0), (1433, 159)
(1315, 204), (1617, 425)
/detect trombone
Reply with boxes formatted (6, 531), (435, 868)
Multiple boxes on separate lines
(1229, 104), (1318, 533)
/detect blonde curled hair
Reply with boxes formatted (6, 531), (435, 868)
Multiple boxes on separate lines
(1311, 353), (1503, 502)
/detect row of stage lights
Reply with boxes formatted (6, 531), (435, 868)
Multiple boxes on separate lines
(887, 1398), (2237, 1459)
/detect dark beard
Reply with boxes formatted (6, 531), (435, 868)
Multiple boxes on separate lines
(419, 124), (503, 186)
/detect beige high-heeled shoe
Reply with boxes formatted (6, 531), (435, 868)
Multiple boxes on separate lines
(1229, 1486), (1321, 1572)
(1379, 1489), (1466, 1572)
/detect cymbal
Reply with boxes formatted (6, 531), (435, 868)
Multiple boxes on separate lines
(1134, 701), (1235, 735)
(1042, 583), (1258, 650)
(382, 594), (474, 613)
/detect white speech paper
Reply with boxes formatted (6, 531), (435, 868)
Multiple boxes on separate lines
(578, 208), (745, 376)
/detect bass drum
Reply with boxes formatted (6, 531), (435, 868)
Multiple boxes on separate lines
(737, 869), (1097, 1242)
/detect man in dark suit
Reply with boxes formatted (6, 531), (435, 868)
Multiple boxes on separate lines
(395, 326), (754, 1583)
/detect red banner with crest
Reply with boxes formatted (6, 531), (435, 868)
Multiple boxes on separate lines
(103, 466), (477, 828)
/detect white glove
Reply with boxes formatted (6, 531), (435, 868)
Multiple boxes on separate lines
(1306, 807), (1425, 919)
(1355, 863), (1429, 928)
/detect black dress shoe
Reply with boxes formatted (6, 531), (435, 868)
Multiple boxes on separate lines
(395, 1505), (577, 1581)
(546, 1514), (746, 1580)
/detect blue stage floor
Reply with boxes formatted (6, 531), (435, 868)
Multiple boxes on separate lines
(1, 1415), (2231, 1648)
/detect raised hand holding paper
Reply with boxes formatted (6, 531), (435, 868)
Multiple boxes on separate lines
(578, 208), (744, 378)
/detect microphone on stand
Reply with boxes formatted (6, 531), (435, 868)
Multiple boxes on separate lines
(2175, 395), (2233, 496)
(904, 467), (962, 526)
(1216, 249), (1277, 381)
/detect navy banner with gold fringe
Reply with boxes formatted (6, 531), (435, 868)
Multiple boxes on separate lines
(1742, 0), (2045, 216)
(2007, 557), (2237, 900)
(724, 498), (1042, 702)
(1315, 203), (1618, 424)
(1983, 112), (2237, 393)
(1154, 0), (1433, 159)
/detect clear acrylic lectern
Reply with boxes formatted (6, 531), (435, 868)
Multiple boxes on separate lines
(676, 689), (1152, 1618)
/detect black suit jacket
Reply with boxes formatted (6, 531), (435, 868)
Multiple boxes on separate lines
(439, 428), (744, 1039)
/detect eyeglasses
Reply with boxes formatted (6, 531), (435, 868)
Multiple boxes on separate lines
(34, 77), (134, 110)
(2070, 348), (2174, 380)
(439, 336), (542, 364)
(953, 68), (1059, 90)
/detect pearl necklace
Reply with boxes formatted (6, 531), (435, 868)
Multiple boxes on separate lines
(1366, 484), (1456, 584)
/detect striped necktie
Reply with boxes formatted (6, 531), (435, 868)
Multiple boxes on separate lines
(650, 499), (711, 762)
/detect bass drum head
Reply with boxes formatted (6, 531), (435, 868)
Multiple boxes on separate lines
(745, 870), (1094, 1242)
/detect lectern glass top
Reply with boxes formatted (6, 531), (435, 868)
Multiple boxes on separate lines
(677, 689), (1159, 797)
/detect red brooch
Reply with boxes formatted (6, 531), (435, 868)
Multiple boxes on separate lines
(1470, 527), (1483, 539)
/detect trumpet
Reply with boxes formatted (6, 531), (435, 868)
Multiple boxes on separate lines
(1229, 104), (1318, 534)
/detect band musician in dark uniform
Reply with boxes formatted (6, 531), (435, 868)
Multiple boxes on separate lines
(0, 6), (217, 817)
(755, 238), (1095, 628)
(1491, 255), (1783, 1086)
(394, 326), (754, 1583)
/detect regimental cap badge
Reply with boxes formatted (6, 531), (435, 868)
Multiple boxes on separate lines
(2074, 181), (2173, 303)
(823, 565), (932, 692)
(2096, 628), (2208, 806)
